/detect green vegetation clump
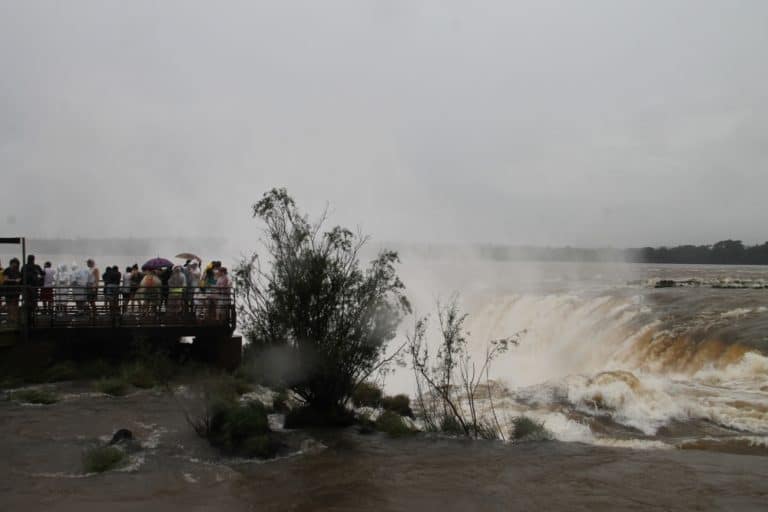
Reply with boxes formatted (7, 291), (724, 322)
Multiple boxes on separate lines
(381, 394), (414, 418)
(352, 382), (383, 408)
(375, 410), (416, 438)
(10, 388), (58, 405)
(510, 416), (552, 441)
(96, 378), (129, 397)
(194, 400), (279, 458)
(82, 446), (127, 473)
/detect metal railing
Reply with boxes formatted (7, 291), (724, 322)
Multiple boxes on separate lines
(0, 285), (235, 331)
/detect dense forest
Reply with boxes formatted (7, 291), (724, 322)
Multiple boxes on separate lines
(624, 240), (768, 265)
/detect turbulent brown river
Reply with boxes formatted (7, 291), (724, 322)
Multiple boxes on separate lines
(2, 261), (768, 510)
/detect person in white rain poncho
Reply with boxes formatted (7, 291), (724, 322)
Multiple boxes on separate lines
(71, 264), (91, 312)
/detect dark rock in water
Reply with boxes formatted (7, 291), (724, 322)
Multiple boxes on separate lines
(109, 429), (134, 446)
(655, 280), (676, 288)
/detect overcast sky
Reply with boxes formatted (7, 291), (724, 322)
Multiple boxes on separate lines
(1, 0), (767, 247)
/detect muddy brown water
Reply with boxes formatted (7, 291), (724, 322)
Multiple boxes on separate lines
(0, 383), (766, 511)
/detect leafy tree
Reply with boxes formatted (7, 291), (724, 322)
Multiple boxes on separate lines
(234, 188), (411, 415)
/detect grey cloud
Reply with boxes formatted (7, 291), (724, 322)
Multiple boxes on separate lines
(1, 0), (767, 247)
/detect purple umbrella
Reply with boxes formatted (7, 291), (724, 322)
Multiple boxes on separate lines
(141, 257), (174, 271)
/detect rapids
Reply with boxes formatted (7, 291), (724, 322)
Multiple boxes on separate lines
(401, 261), (768, 451)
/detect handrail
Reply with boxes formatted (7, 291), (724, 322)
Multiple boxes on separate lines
(0, 284), (236, 331)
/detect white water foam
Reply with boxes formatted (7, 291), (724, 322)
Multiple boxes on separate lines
(464, 292), (768, 443)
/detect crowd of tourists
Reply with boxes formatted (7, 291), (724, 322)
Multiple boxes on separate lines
(0, 255), (232, 324)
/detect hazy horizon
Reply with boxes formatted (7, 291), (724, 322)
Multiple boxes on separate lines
(2, 0), (767, 247)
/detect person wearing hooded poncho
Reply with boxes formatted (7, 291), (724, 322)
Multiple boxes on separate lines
(167, 266), (186, 315)
(139, 270), (162, 316)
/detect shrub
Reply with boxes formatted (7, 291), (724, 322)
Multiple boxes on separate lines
(381, 394), (414, 418)
(10, 388), (58, 405)
(96, 378), (129, 397)
(235, 188), (411, 418)
(191, 399), (278, 458)
(82, 446), (127, 473)
(510, 416), (552, 441)
(352, 382), (383, 408)
(375, 410), (415, 438)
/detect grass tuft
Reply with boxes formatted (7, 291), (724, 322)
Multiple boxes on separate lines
(375, 410), (416, 438)
(96, 378), (130, 397)
(10, 388), (59, 405)
(82, 446), (127, 473)
(510, 416), (552, 441)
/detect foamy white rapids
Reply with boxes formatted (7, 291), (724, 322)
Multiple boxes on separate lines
(462, 292), (768, 444)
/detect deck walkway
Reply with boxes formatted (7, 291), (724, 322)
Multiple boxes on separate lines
(0, 286), (236, 340)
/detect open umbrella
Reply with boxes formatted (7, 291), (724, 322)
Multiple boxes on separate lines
(141, 257), (174, 271)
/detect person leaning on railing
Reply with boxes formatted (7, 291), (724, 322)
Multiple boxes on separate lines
(41, 261), (55, 313)
(102, 266), (122, 313)
(168, 266), (186, 315)
(85, 259), (100, 316)
(2, 258), (22, 323)
(215, 267), (232, 321)
(21, 255), (44, 315)
(139, 269), (162, 316)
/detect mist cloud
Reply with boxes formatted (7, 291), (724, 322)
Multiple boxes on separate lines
(1, 0), (767, 247)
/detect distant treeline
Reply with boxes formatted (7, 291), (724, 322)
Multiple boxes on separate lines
(624, 240), (768, 265)
(393, 240), (768, 265)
